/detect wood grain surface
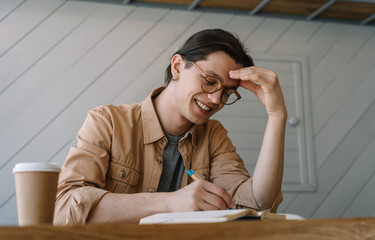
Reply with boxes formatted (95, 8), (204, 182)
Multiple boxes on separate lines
(0, 218), (375, 240)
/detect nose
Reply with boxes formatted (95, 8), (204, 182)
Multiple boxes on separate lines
(207, 89), (222, 105)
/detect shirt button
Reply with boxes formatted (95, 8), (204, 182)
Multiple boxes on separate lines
(203, 174), (208, 181)
(149, 189), (155, 193)
(119, 170), (126, 178)
(157, 157), (162, 163)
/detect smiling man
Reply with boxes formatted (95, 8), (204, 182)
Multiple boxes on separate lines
(54, 29), (287, 225)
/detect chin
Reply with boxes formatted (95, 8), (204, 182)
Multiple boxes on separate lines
(189, 115), (212, 125)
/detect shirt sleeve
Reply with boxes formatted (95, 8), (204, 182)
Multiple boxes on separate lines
(208, 120), (283, 213)
(54, 106), (113, 225)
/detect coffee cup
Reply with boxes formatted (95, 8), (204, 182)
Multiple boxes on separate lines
(13, 162), (60, 226)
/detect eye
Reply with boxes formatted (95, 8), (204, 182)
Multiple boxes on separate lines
(203, 77), (217, 86)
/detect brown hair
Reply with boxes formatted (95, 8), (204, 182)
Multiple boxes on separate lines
(164, 29), (254, 85)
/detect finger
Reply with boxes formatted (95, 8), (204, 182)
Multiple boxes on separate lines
(200, 191), (229, 210)
(198, 198), (224, 211)
(230, 67), (278, 88)
(229, 68), (248, 80)
(202, 182), (233, 209)
(230, 67), (264, 84)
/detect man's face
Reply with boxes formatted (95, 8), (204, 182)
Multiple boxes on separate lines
(172, 51), (243, 125)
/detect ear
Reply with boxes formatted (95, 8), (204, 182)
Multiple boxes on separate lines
(171, 54), (184, 80)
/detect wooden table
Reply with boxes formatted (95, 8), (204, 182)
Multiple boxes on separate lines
(1, 218), (374, 240)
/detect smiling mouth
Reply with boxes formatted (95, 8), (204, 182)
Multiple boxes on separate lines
(195, 99), (211, 111)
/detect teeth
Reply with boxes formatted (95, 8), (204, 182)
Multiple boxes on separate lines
(196, 100), (210, 111)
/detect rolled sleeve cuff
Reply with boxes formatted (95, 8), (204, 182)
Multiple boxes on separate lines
(55, 186), (108, 225)
(233, 179), (260, 210)
(233, 179), (283, 213)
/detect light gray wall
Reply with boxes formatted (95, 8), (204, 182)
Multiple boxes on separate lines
(1, 0), (374, 225)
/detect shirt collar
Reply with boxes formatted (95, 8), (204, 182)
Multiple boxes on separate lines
(185, 125), (198, 149)
(140, 87), (197, 148)
(141, 87), (165, 144)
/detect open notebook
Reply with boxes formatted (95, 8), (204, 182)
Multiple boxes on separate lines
(139, 209), (289, 224)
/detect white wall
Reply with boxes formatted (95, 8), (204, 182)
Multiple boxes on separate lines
(1, 0), (375, 225)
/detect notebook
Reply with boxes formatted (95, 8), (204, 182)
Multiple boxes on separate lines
(139, 209), (286, 224)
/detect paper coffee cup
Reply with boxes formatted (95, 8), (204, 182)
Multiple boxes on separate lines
(13, 162), (60, 226)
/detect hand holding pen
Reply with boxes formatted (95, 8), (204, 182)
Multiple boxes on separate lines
(166, 169), (234, 212)
(185, 169), (234, 210)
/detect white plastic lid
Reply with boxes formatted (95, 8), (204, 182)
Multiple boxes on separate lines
(13, 162), (61, 173)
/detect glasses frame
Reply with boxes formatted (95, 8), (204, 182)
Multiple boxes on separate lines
(192, 61), (241, 105)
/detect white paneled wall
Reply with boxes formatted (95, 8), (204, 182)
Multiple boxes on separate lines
(1, 0), (375, 225)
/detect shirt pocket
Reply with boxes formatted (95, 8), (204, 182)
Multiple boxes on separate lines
(105, 161), (140, 193)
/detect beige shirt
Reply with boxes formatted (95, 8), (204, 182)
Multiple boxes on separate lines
(54, 88), (282, 225)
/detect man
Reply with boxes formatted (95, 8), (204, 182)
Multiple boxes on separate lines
(54, 29), (287, 225)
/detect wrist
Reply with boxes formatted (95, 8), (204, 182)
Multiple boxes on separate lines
(268, 109), (288, 122)
(163, 192), (176, 212)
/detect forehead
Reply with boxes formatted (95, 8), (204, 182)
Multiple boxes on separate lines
(198, 51), (242, 86)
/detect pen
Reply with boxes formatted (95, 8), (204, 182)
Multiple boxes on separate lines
(186, 169), (203, 181)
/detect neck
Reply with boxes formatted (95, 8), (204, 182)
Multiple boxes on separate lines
(153, 86), (192, 136)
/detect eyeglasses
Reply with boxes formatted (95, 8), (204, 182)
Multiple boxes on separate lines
(192, 61), (241, 105)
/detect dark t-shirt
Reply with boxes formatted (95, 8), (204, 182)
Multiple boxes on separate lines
(157, 133), (185, 192)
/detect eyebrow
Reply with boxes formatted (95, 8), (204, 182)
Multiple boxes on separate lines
(205, 70), (223, 81)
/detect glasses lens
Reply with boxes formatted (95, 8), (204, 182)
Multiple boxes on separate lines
(202, 77), (221, 93)
(200, 73), (240, 105)
(222, 90), (240, 105)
